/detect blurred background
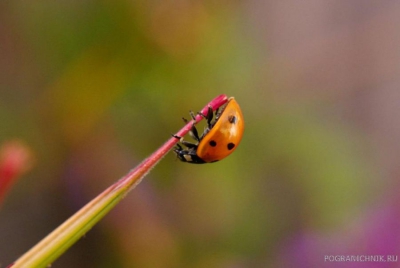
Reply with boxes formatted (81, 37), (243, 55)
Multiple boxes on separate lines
(1, 0), (399, 267)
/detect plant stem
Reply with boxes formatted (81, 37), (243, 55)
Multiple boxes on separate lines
(11, 94), (229, 268)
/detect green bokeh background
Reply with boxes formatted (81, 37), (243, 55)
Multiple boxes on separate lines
(1, 1), (397, 267)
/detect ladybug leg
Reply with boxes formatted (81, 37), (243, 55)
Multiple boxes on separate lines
(178, 116), (201, 142)
(174, 143), (203, 163)
(197, 105), (213, 129)
(172, 134), (195, 145)
(189, 124), (201, 142)
(183, 116), (201, 142)
(174, 143), (196, 152)
(206, 106), (214, 127)
(173, 144), (187, 162)
(172, 134), (182, 140)
(175, 143), (183, 150)
(206, 105), (214, 123)
(189, 111), (197, 121)
(181, 140), (198, 148)
(196, 105), (214, 139)
(172, 134), (197, 148)
(214, 107), (221, 120)
(174, 142), (195, 153)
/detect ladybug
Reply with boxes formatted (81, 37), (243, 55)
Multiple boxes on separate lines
(174, 97), (244, 164)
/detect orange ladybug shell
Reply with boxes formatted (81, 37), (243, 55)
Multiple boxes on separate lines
(196, 98), (244, 162)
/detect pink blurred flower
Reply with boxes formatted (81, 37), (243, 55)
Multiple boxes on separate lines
(0, 140), (34, 205)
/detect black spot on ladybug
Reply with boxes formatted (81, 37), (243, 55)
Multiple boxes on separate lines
(227, 143), (235, 150)
(209, 140), (217, 147)
(228, 115), (237, 124)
